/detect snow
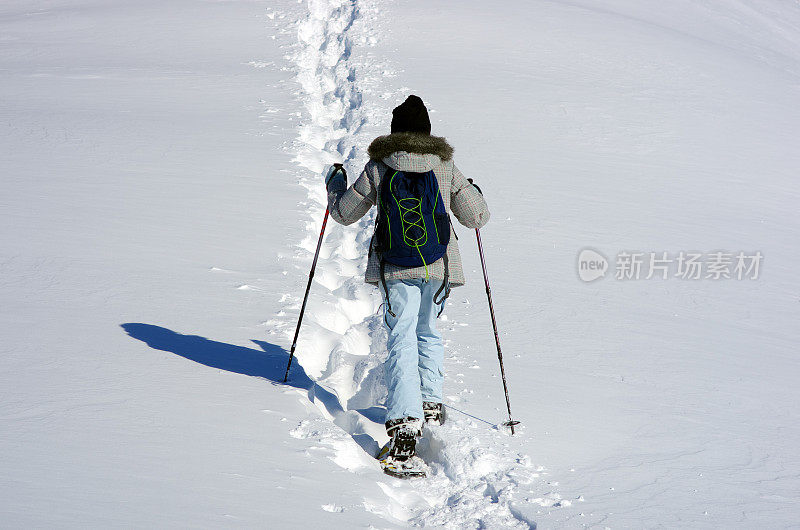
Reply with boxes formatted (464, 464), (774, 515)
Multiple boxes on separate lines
(2, 0), (799, 527)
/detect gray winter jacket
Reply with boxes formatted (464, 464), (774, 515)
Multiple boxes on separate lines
(327, 132), (490, 287)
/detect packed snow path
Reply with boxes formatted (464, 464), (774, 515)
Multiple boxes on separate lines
(270, 0), (551, 526)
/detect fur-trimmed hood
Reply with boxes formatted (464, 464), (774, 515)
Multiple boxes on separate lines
(367, 132), (454, 162)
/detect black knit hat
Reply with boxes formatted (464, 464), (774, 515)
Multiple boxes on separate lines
(391, 95), (431, 135)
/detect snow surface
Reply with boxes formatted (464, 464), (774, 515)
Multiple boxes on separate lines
(2, 0), (800, 527)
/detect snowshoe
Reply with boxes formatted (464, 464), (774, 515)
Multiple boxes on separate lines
(378, 417), (426, 478)
(423, 401), (446, 426)
(380, 454), (427, 479)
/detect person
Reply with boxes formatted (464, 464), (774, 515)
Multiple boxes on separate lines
(324, 95), (490, 464)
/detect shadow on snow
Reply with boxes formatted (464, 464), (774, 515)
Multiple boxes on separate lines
(120, 323), (382, 455)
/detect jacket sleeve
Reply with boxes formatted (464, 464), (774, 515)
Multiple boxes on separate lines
(449, 163), (490, 229)
(327, 162), (378, 226)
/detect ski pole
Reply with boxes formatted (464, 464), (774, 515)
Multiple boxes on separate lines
(284, 164), (347, 381)
(476, 228), (520, 434)
(283, 207), (329, 382)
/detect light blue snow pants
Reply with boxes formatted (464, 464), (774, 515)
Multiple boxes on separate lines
(382, 278), (445, 423)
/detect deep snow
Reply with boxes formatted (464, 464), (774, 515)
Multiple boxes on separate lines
(2, 0), (800, 528)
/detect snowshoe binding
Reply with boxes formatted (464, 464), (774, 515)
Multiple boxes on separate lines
(423, 401), (446, 426)
(378, 417), (427, 479)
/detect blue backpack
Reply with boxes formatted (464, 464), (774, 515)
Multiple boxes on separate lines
(374, 168), (451, 316)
